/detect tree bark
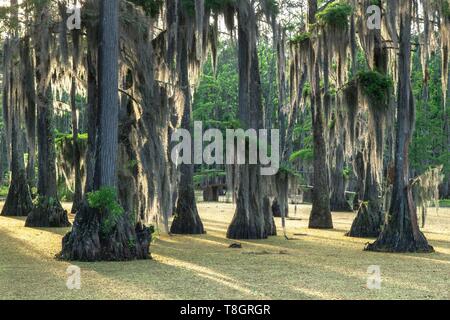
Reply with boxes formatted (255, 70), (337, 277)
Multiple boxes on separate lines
(26, 1), (70, 228)
(21, 36), (37, 189)
(227, 0), (268, 239)
(84, 21), (98, 194)
(308, 0), (333, 229)
(170, 8), (205, 235)
(348, 142), (384, 237)
(349, 6), (389, 237)
(1, 57), (33, 217)
(1, 0), (33, 218)
(330, 143), (352, 212)
(70, 27), (83, 214)
(203, 186), (219, 202)
(366, 1), (433, 252)
(60, 0), (151, 261)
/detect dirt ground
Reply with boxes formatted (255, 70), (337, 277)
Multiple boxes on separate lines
(0, 201), (449, 300)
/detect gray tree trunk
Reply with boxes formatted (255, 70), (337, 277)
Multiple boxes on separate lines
(1, 36), (33, 217)
(170, 9), (204, 235)
(26, 1), (70, 228)
(308, 0), (333, 229)
(60, 0), (151, 261)
(70, 27), (83, 214)
(21, 36), (37, 189)
(366, 1), (433, 252)
(227, 0), (269, 239)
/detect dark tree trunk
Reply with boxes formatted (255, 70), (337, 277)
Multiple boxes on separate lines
(273, 172), (289, 218)
(227, 0), (268, 239)
(263, 196), (277, 236)
(84, 21), (98, 194)
(170, 8), (204, 235)
(203, 186), (219, 202)
(60, 200), (152, 261)
(366, 2), (433, 253)
(0, 135), (7, 186)
(442, 68), (450, 199)
(1, 40), (11, 189)
(70, 28), (83, 214)
(443, 108), (450, 198)
(21, 36), (37, 189)
(349, 10), (390, 237)
(1, 77), (33, 217)
(60, 0), (151, 261)
(1, 1), (33, 215)
(308, 0), (333, 229)
(330, 143), (352, 212)
(96, 0), (120, 189)
(26, 2), (70, 228)
(348, 143), (384, 237)
(272, 23), (295, 221)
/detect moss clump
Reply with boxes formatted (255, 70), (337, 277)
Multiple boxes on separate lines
(303, 82), (311, 97)
(87, 187), (125, 236)
(370, 0), (381, 6)
(289, 148), (313, 163)
(55, 132), (88, 145)
(289, 32), (311, 45)
(261, 0), (280, 16)
(316, 2), (353, 29)
(357, 71), (392, 108)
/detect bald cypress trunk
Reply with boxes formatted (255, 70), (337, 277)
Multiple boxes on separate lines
(308, 0), (333, 229)
(348, 3), (389, 238)
(348, 141), (384, 237)
(2, 112), (33, 218)
(227, 0), (268, 239)
(21, 36), (37, 189)
(1, 39), (11, 191)
(84, 20), (98, 195)
(366, 1), (433, 253)
(275, 24), (289, 220)
(444, 111), (450, 199)
(1, 41), (33, 217)
(330, 143), (352, 212)
(170, 9), (204, 235)
(60, 0), (151, 261)
(442, 68), (450, 199)
(70, 27), (83, 214)
(26, 2), (70, 228)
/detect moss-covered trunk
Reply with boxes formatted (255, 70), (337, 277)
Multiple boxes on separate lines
(170, 7), (204, 235)
(70, 28), (83, 214)
(60, 0), (151, 261)
(26, 2), (70, 228)
(330, 143), (352, 212)
(227, 0), (268, 239)
(308, 0), (333, 229)
(366, 1), (433, 252)
(21, 36), (37, 189)
(1, 84), (33, 217)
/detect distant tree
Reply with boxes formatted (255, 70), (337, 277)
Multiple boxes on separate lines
(25, 0), (70, 227)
